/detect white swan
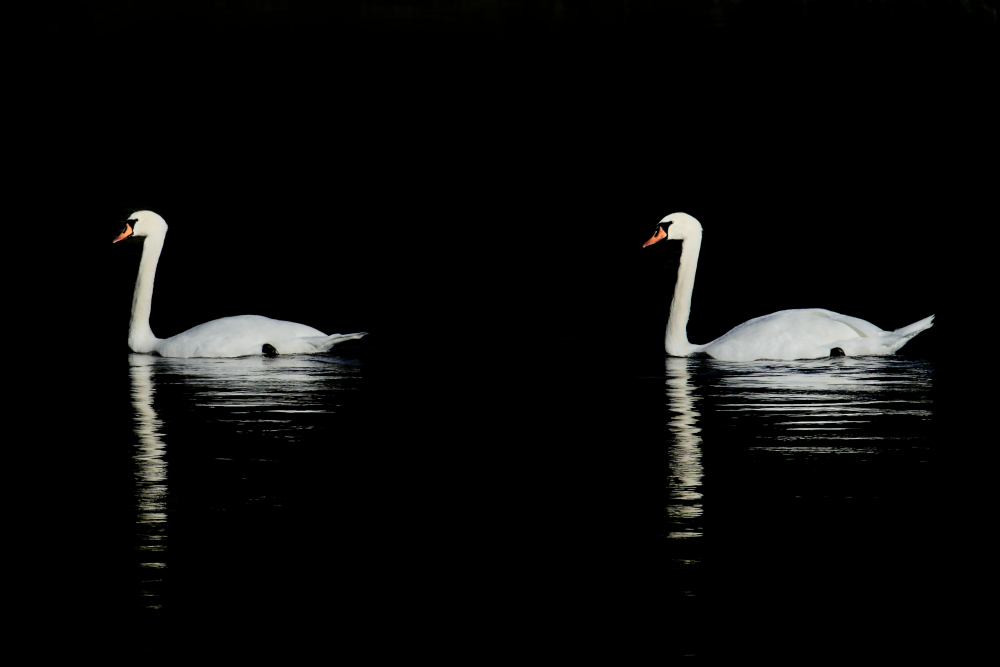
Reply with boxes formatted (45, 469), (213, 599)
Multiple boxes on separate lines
(114, 210), (368, 358)
(642, 212), (934, 361)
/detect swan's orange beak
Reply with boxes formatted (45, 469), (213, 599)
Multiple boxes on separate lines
(642, 226), (666, 247)
(113, 222), (133, 244)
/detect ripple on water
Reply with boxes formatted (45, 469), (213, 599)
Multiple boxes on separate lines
(127, 352), (365, 611)
(658, 355), (937, 612)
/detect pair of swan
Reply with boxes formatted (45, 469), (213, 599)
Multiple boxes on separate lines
(642, 213), (934, 361)
(114, 210), (933, 361)
(114, 211), (367, 358)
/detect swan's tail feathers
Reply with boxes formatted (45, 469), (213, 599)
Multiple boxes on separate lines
(893, 315), (935, 338)
(837, 315), (934, 356)
(876, 315), (934, 355)
(276, 332), (368, 355)
(313, 331), (368, 352)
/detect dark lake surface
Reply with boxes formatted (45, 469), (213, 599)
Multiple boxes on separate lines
(649, 355), (950, 657)
(127, 352), (367, 609)
(112, 340), (968, 657)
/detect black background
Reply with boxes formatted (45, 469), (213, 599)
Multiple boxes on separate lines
(27, 0), (994, 654)
(39, 1), (992, 361)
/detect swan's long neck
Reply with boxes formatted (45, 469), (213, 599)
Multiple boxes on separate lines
(665, 229), (701, 356)
(128, 232), (165, 353)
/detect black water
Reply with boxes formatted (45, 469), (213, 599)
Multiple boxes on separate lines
(108, 340), (967, 659)
(651, 356), (953, 657)
(107, 340), (642, 639)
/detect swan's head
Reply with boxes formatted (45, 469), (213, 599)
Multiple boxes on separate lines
(642, 212), (702, 248)
(113, 210), (168, 243)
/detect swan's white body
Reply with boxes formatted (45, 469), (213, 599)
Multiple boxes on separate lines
(644, 213), (934, 362)
(115, 210), (367, 358)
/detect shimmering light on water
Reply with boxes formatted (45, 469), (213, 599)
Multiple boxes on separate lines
(659, 354), (935, 592)
(665, 357), (703, 539)
(131, 355), (167, 554)
(127, 352), (364, 611)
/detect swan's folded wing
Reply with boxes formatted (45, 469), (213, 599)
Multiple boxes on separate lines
(806, 309), (884, 338)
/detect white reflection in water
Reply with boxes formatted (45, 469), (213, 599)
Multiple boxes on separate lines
(128, 352), (361, 609)
(665, 357), (704, 539)
(705, 356), (933, 445)
(160, 354), (360, 435)
(129, 354), (168, 609)
(661, 356), (934, 541)
(660, 355), (934, 607)
(130, 354), (167, 546)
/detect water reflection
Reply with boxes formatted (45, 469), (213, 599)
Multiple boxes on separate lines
(701, 356), (934, 446)
(658, 355), (938, 658)
(665, 357), (703, 539)
(127, 352), (363, 611)
(130, 355), (168, 609)
(660, 355), (935, 601)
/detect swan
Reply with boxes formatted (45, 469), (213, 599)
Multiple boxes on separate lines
(113, 210), (368, 358)
(642, 212), (934, 361)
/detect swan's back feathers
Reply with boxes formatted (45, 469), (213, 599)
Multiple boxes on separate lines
(154, 315), (368, 358)
(699, 309), (935, 361)
(703, 309), (860, 361)
(818, 310), (885, 338)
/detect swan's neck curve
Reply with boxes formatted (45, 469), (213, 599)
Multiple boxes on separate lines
(666, 229), (702, 356)
(128, 232), (165, 353)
